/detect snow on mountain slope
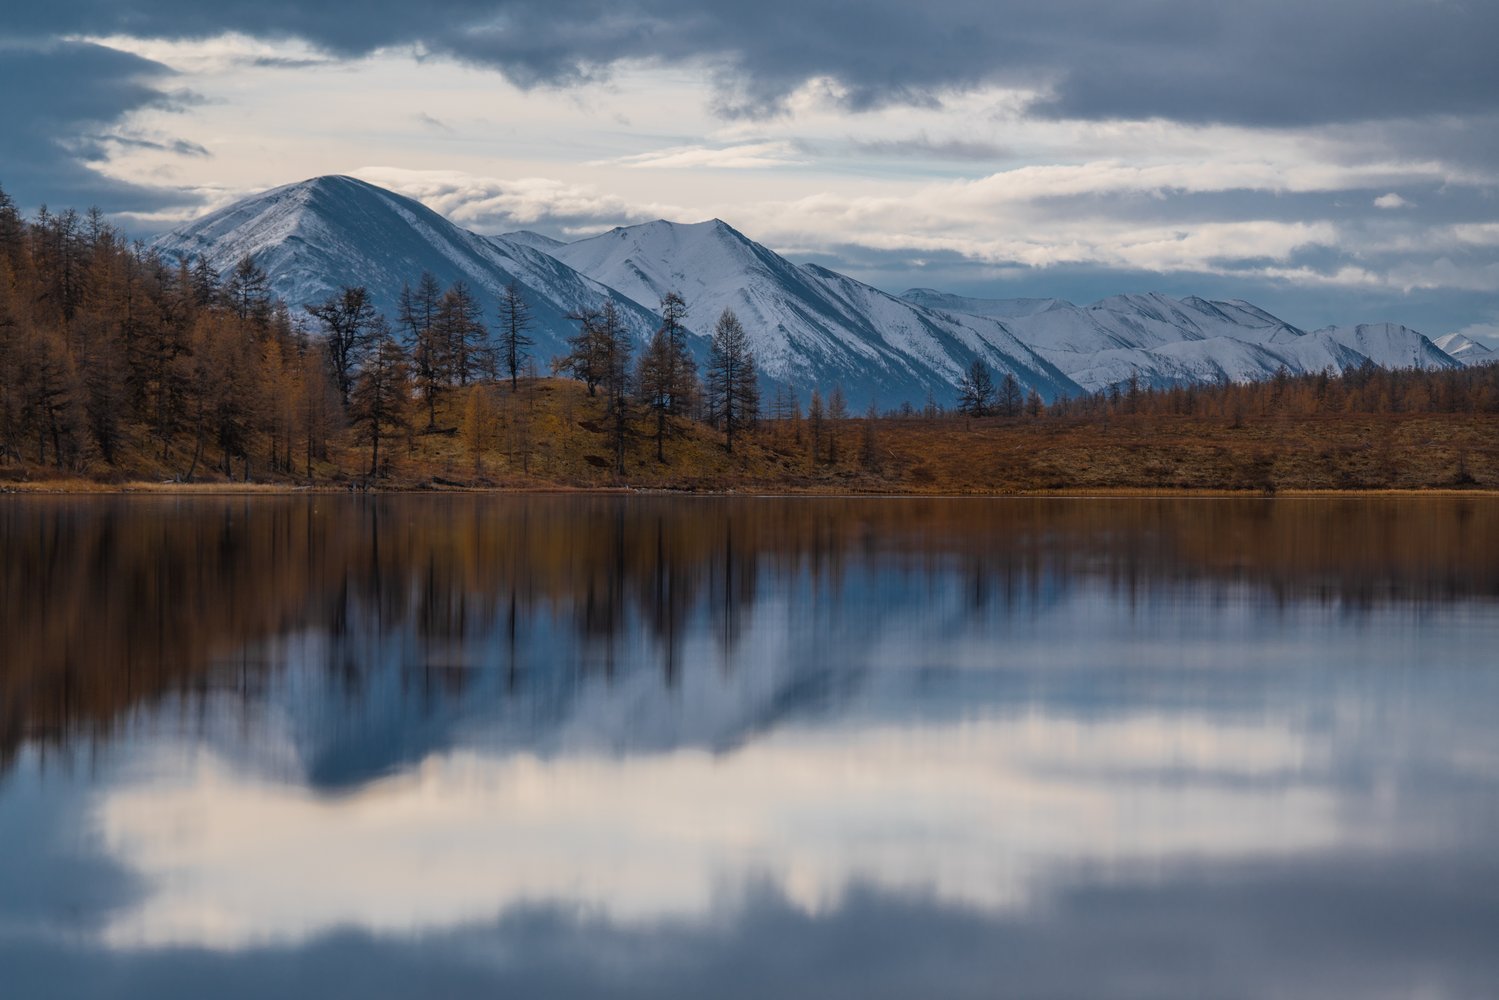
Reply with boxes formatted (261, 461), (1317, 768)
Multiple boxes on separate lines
(1433, 332), (1496, 367)
(549, 219), (1079, 404)
(152, 176), (664, 359)
(153, 176), (1472, 405)
(901, 289), (1073, 319)
(901, 289), (1462, 393)
(1310, 324), (1461, 372)
(498, 230), (567, 253)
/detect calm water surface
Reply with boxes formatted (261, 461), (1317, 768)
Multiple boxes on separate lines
(2, 496), (1498, 998)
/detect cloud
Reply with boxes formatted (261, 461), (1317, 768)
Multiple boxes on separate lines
(1374, 193), (1409, 209)
(94, 706), (1344, 948)
(606, 141), (805, 170)
(95, 131), (212, 157)
(0, 41), (207, 212)
(413, 111), (453, 133)
(351, 167), (680, 235)
(17, 2), (1499, 127)
(849, 134), (1010, 162)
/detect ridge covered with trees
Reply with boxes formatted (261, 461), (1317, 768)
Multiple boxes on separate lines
(2, 189), (1497, 494)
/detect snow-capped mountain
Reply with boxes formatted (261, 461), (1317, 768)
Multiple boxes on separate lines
(153, 176), (1474, 406)
(499, 230), (568, 254)
(903, 290), (1463, 393)
(546, 219), (1077, 404)
(1433, 332), (1496, 367)
(901, 290), (1072, 320)
(152, 176), (664, 360)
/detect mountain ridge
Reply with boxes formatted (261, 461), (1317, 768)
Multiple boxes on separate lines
(153, 175), (668, 364)
(154, 176), (1478, 405)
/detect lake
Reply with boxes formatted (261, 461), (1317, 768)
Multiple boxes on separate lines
(2, 495), (1498, 998)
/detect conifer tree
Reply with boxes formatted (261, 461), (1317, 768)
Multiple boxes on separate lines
(859, 401), (882, 472)
(957, 359), (995, 417)
(498, 280), (533, 392)
(705, 308), (759, 454)
(436, 281), (487, 387)
(349, 323), (410, 478)
(635, 290), (698, 462)
(558, 305), (606, 396)
(399, 274), (447, 427)
(597, 300), (634, 476)
(226, 256), (271, 329)
(307, 285), (377, 406)
(998, 371), (1023, 417)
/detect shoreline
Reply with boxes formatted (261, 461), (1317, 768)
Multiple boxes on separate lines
(5, 481), (1498, 499)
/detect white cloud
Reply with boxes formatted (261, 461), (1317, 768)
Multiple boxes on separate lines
(605, 141), (805, 170)
(96, 709), (1348, 950)
(71, 40), (1498, 312)
(351, 166), (683, 233)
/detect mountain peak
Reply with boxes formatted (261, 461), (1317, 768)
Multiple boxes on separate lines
(152, 174), (662, 361)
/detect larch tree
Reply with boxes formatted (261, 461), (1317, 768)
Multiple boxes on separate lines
(398, 272), (447, 428)
(998, 371), (1023, 417)
(705, 308), (759, 454)
(597, 299), (634, 476)
(349, 322), (410, 478)
(636, 290), (699, 462)
(498, 280), (533, 392)
(436, 281), (487, 387)
(225, 255), (272, 330)
(957, 359), (995, 417)
(307, 285), (377, 407)
(557, 305), (606, 396)
(859, 401), (882, 472)
(807, 388), (825, 463)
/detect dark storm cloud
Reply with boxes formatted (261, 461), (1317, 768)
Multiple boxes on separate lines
(0, 41), (204, 212)
(11, 1), (1499, 126)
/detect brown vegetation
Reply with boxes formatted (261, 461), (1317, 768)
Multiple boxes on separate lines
(5, 372), (1498, 495)
(2, 187), (1497, 495)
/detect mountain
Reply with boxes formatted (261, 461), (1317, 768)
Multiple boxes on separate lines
(499, 230), (568, 253)
(901, 290), (1462, 393)
(1433, 332), (1496, 367)
(901, 289), (1072, 319)
(546, 219), (1078, 404)
(152, 175), (665, 360)
(153, 176), (1471, 406)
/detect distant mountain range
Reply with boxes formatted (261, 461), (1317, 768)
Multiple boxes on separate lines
(153, 176), (1492, 406)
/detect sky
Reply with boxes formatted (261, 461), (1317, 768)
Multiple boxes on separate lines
(2, 1), (1497, 342)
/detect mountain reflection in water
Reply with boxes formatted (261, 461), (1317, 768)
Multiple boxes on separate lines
(1, 496), (1497, 999)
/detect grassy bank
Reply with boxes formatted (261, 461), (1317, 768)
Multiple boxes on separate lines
(4, 379), (1498, 496)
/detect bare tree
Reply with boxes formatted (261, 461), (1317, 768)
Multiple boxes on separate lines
(557, 305), (605, 396)
(998, 371), (1023, 417)
(348, 322), (410, 478)
(598, 300), (634, 476)
(307, 285), (377, 406)
(498, 280), (533, 391)
(956, 358), (995, 417)
(398, 272), (446, 428)
(636, 290), (699, 462)
(706, 308), (759, 454)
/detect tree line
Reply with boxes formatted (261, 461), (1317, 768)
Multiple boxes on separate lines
(0, 188), (762, 481)
(935, 356), (1499, 423)
(5, 188), (1494, 484)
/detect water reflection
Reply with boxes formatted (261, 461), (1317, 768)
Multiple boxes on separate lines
(2, 496), (1498, 998)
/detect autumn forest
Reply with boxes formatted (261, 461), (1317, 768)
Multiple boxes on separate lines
(2, 188), (1498, 494)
